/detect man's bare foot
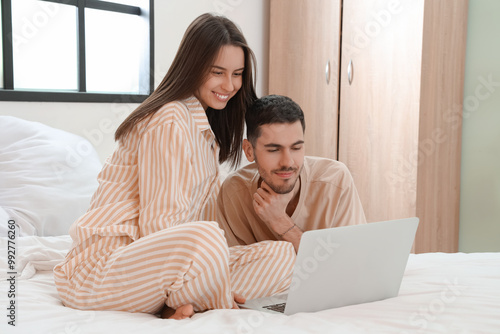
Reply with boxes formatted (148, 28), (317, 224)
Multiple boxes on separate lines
(161, 304), (195, 320)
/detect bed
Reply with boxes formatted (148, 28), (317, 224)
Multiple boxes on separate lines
(1, 116), (500, 333)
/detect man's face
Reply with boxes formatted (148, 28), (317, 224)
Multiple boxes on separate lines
(244, 121), (305, 194)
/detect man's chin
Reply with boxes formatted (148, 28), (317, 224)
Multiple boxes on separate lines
(274, 189), (294, 195)
(268, 183), (295, 195)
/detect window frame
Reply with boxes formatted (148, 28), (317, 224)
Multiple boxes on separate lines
(0, 0), (154, 103)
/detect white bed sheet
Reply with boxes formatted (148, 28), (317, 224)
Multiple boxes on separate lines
(1, 236), (499, 334)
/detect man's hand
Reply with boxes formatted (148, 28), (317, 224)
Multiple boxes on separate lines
(252, 181), (295, 229)
(252, 181), (302, 251)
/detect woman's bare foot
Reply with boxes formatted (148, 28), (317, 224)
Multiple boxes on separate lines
(232, 292), (246, 309)
(161, 304), (195, 320)
(161, 292), (246, 318)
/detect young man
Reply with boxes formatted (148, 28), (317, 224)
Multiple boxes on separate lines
(216, 95), (366, 252)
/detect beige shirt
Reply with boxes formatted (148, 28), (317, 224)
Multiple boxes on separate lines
(216, 156), (367, 246)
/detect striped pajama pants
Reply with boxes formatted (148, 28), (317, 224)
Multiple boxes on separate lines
(53, 221), (295, 314)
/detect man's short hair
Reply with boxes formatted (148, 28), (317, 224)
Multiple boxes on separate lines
(246, 95), (305, 145)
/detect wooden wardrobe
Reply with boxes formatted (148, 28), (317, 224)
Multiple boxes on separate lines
(268, 0), (469, 253)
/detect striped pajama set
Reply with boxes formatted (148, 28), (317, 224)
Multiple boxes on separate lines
(53, 96), (295, 314)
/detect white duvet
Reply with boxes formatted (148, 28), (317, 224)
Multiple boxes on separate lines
(1, 235), (499, 334)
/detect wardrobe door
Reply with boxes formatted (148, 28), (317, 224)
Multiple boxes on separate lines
(414, 0), (468, 253)
(269, 0), (341, 159)
(338, 0), (425, 222)
(338, 0), (468, 253)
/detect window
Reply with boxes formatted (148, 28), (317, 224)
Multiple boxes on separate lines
(0, 0), (153, 103)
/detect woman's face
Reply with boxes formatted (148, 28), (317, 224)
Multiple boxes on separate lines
(195, 45), (245, 110)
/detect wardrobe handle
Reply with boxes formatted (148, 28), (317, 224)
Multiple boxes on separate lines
(325, 60), (330, 84)
(347, 60), (353, 85)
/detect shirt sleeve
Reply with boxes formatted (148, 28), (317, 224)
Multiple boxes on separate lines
(138, 121), (194, 236)
(332, 166), (367, 227)
(216, 180), (246, 246)
(216, 176), (265, 246)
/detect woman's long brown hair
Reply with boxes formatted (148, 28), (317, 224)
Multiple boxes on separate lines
(115, 13), (257, 168)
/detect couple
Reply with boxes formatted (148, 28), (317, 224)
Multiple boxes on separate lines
(53, 13), (366, 319)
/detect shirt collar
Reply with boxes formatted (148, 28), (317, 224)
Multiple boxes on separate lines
(182, 96), (217, 149)
(182, 95), (211, 132)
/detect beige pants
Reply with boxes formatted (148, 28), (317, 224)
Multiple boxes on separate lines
(54, 221), (295, 314)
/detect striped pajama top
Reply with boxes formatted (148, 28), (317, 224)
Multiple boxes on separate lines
(63, 96), (221, 269)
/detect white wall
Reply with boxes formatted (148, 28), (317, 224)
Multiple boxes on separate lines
(0, 0), (269, 162)
(155, 0), (269, 95)
(0, 101), (136, 162)
(458, 0), (500, 252)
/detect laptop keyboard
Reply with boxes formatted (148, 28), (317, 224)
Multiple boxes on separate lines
(263, 302), (286, 313)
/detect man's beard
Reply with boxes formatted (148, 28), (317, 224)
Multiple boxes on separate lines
(256, 163), (302, 194)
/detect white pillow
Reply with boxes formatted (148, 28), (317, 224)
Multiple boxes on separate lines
(0, 116), (102, 236)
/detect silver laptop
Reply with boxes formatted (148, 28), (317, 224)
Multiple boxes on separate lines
(239, 217), (419, 315)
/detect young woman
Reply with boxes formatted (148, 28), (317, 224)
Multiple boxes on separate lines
(53, 13), (295, 319)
